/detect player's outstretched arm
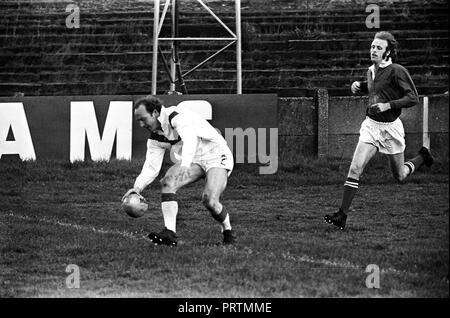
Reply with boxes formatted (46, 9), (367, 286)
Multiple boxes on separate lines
(132, 140), (166, 195)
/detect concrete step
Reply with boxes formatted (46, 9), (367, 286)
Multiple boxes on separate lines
(1, 81), (446, 98)
(1, 48), (447, 61)
(2, 11), (448, 26)
(288, 37), (449, 51)
(0, 42), (244, 53)
(254, 21), (448, 34)
(1, 68), (446, 85)
(0, 1), (446, 15)
(1, 56), (447, 73)
(0, 19), (447, 37)
(1, 65), (448, 83)
(2, 29), (447, 46)
(257, 30), (450, 41)
(236, 74), (448, 88)
(242, 85), (449, 97)
(0, 33), (154, 46)
(1, 36), (447, 53)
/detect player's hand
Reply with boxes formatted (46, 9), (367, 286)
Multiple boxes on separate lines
(369, 102), (391, 115)
(351, 81), (361, 94)
(175, 166), (191, 182)
(122, 188), (140, 202)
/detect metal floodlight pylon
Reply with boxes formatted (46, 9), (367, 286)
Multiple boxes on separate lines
(152, 0), (242, 95)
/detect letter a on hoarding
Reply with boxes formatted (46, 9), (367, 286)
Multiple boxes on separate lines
(70, 101), (132, 162)
(0, 103), (36, 160)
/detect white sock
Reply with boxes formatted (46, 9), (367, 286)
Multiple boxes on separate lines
(221, 213), (232, 232)
(161, 201), (178, 233)
(405, 161), (415, 176)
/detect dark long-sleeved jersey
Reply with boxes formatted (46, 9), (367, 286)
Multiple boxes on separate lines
(359, 63), (419, 122)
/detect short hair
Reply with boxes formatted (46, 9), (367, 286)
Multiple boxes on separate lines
(374, 31), (397, 60)
(133, 95), (163, 113)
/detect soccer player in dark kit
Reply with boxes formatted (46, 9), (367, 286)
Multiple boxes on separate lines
(324, 31), (434, 230)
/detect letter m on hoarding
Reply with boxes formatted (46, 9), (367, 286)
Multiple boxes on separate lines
(70, 101), (132, 162)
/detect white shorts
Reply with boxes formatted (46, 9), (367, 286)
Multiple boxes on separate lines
(173, 138), (234, 176)
(359, 117), (406, 154)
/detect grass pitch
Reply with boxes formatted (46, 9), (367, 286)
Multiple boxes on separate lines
(0, 156), (448, 298)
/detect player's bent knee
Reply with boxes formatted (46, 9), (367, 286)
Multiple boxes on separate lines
(393, 172), (407, 183)
(201, 192), (215, 209)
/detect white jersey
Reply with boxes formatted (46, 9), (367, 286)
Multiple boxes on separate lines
(134, 106), (229, 191)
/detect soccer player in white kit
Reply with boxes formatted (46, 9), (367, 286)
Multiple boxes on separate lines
(324, 31), (434, 230)
(123, 96), (235, 246)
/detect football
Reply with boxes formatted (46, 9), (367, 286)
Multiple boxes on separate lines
(121, 193), (148, 218)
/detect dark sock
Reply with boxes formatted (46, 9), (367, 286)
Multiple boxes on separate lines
(405, 154), (424, 174)
(340, 178), (359, 213)
(211, 206), (228, 223)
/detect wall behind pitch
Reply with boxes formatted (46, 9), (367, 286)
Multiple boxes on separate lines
(327, 94), (449, 159)
(278, 97), (316, 165)
(278, 93), (449, 162)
